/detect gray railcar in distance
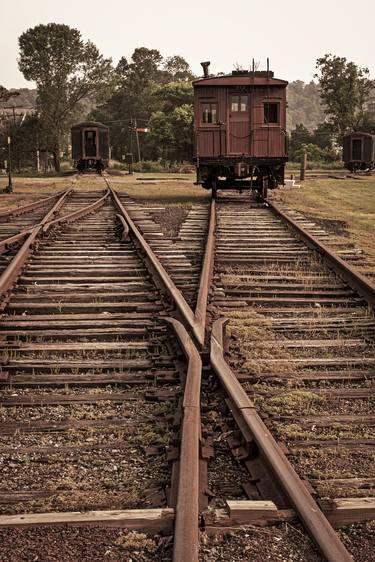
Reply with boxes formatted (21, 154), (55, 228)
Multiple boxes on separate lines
(343, 132), (375, 172)
(71, 121), (109, 172)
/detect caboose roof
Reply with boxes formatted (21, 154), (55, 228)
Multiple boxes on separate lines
(193, 74), (288, 87)
(343, 131), (375, 139)
(72, 121), (109, 130)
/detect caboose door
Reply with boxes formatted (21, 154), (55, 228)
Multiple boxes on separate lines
(228, 93), (251, 154)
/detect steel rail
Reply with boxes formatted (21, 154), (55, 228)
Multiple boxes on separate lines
(0, 228), (34, 254)
(165, 318), (201, 562)
(115, 214), (130, 241)
(105, 173), (216, 348)
(108, 186), (204, 346)
(210, 318), (353, 562)
(195, 197), (216, 346)
(43, 190), (110, 233)
(0, 189), (74, 254)
(0, 190), (70, 219)
(0, 189), (72, 300)
(265, 198), (375, 306)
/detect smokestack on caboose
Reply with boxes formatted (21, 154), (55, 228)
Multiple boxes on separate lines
(200, 61), (211, 78)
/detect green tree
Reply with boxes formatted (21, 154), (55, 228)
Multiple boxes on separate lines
(92, 49), (194, 161)
(0, 86), (17, 103)
(163, 56), (194, 82)
(312, 122), (335, 149)
(289, 124), (312, 160)
(147, 82), (193, 161)
(18, 23), (114, 171)
(315, 54), (372, 140)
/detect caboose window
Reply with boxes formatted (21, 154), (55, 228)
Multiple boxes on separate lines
(231, 95), (248, 112)
(202, 103), (217, 124)
(352, 139), (362, 160)
(84, 130), (97, 157)
(264, 103), (279, 123)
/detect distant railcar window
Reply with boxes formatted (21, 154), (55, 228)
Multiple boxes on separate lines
(202, 103), (217, 124)
(84, 130), (97, 157)
(231, 95), (248, 112)
(352, 139), (362, 160)
(264, 103), (279, 123)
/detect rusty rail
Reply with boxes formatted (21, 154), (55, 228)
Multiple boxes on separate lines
(195, 197), (216, 346)
(210, 318), (353, 562)
(109, 184), (217, 349)
(165, 318), (201, 562)
(0, 189), (74, 255)
(115, 214), (130, 241)
(0, 189), (72, 300)
(0, 190), (70, 219)
(108, 186), (203, 346)
(0, 228), (34, 254)
(265, 198), (375, 306)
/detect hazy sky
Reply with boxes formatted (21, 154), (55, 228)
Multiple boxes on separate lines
(1, 0), (374, 89)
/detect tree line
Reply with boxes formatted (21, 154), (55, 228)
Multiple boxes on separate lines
(0, 23), (374, 171)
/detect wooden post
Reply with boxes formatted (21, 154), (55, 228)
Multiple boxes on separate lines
(300, 152), (307, 181)
(134, 119), (141, 162)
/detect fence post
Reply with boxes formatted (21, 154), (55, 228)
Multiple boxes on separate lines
(300, 152), (307, 181)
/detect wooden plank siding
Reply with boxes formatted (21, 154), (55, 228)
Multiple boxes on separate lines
(194, 82), (287, 160)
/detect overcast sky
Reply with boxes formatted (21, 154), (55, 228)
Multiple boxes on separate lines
(1, 0), (374, 89)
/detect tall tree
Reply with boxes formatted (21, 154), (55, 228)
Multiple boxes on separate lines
(18, 23), (114, 170)
(0, 86), (18, 103)
(315, 54), (372, 140)
(288, 124), (313, 159)
(148, 82), (194, 160)
(92, 48), (194, 161)
(312, 122), (335, 149)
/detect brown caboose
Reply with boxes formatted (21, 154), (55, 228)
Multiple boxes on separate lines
(193, 62), (288, 197)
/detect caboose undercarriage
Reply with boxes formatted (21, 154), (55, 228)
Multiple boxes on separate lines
(195, 156), (287, 197)
(76, 158), (105, 173)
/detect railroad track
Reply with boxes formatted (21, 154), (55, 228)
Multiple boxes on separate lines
(205, 192), (374, 561)
(0, 182), (374, 561)
(0, 190), (73, 279)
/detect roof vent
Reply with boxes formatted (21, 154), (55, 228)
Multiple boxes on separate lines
(200, 61), (210, 78)
(231, 70), (250, 76)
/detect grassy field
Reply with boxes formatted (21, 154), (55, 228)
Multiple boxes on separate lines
(274, 176), (375, 261)
(0, 172), (210, 207)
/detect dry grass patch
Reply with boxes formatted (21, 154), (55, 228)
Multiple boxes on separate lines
(274, 176), (375, 262)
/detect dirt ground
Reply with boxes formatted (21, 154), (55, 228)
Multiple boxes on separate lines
(0, 172), (209, 208)
(0, 527), (173, 562)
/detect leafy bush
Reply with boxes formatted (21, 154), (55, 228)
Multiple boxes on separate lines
(132, 160), (168, 173)
(293, 143), (341, 163)
(110, 159), (170, 173)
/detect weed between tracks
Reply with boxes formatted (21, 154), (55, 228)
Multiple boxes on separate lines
(200, 523), (324, 562)
(291, 446), (375, 480)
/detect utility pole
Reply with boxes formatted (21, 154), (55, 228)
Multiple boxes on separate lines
(129, 118), (133, 158)
(300, 152), (307, 181)
(36, 129), (40, 173)
(4, 136), (13, 193)
(134, 119), (141, 162)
